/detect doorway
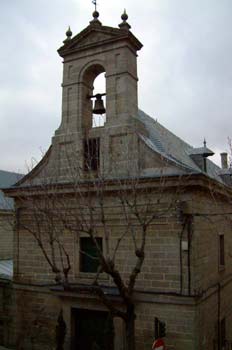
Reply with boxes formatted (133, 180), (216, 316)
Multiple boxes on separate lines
(71, 308), (114, 350)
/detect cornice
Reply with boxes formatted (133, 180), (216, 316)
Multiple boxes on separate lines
(3, 173), (232, 201)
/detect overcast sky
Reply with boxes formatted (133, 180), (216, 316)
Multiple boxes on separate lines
(1, 0), (232, 173)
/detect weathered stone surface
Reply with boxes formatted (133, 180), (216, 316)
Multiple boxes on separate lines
(0, 212), (13, 260)
(1, 12), (232, 350)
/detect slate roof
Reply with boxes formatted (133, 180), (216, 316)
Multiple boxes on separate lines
(0, 259), (13, 280)
(136, 110), (223, 183)
(2, 112), (225, 191)
(0, 170), (23, 210)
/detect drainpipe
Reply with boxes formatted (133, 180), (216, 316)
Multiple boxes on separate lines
(187, 215), (193, 296)
(217, 283), (221, 350)
(179, 217), (188, 295)
(15, 207), (20, 276)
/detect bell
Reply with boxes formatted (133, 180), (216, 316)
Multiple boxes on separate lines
(92, 93), (106, 115)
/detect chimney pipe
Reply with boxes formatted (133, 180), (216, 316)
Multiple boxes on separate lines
(220, 152), (228, 169)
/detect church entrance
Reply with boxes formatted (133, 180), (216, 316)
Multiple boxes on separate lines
(71, 308), (114, 350)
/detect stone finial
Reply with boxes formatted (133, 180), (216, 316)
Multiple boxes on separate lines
(203, 138), (206, 148)
(119, 9), (131, 30)
(63, 26), (72, 44)
(121, 9), (128, 21)
(90, 9), (102, 26)
(93, 10), (99, 20)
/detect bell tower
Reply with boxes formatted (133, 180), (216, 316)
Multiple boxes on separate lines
(52, 10), (143, 178)
(57, 10), (142, 132)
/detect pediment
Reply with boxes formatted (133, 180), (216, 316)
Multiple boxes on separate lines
(70, 30), (119, 49)
(58, 24), (142, 57)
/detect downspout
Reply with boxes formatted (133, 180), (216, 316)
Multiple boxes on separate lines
(217, 283), (221, 350)
(178, 202), (193, 296)
(187, 215), (193, 296)
(179, 218), (188, 295)
(15, 207), (20, 276)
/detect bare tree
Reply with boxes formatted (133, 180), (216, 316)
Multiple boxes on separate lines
(15, 147), (181, 350)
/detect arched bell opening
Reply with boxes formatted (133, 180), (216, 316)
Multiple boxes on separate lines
(82, 64), (106, 132)
(92, 72), (106, 128)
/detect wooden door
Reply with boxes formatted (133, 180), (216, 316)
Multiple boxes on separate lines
(72, 308), (114, 350)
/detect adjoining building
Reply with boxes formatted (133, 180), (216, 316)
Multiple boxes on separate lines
(0, 170), (23, 274)
(0, 170), (23, 345)
(2, 10), (232, 350)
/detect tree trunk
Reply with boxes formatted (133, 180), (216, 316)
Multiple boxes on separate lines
(125, 305), (136, 350)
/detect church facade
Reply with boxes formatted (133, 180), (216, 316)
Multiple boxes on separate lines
(2, 10), (232, 350)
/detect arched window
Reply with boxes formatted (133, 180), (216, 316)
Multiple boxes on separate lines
(81, 64), (106, 172)
(92, 72), (106, 128)
(82, 64), (106, 131)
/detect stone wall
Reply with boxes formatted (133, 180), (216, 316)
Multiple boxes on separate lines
(1, 283), (67, 349)
(0, 212), (13, 260)
(0, 282), (198, 350)
(186, 188), (232, 348)
(14, 189), (189, 294)
(2, 179), (232, 349)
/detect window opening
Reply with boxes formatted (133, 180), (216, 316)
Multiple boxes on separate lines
(219, 234), (225, 267)
(92, 72), (106, 128)
(84, 138), (100, 171)
(80, 237), (102, 273)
